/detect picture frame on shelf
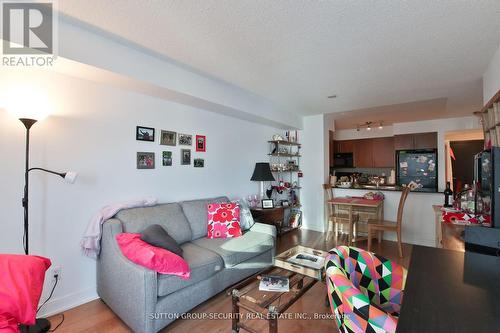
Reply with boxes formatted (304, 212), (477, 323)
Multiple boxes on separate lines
(178, 134), (192, 146)
(261, 199), (274, 209)
(194, 158), (204, 167)
(160, 130), (176, 146)
(196, 135), (206, 152)
(136, 126), (155, 142)
(181, 149), (191, 165)
(162, 151), (172, 166)
(137, 152), (155, 169)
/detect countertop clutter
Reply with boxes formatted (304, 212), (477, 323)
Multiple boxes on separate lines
(333, 184), (441, 193)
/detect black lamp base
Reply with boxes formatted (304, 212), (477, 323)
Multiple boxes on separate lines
(19, 318), (51, 333)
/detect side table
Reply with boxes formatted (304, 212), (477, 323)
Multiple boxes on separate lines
(250, 207), (284, 236)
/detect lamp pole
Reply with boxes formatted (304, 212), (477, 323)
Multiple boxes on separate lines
(20, 118), (37, 255)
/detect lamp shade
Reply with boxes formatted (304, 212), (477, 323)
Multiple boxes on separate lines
(250, 163), (275, 181)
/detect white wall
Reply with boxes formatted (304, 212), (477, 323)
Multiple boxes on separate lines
(483, 43), (500, 103)
(301, 114), (330, 232)
(0, 69), (283, 316)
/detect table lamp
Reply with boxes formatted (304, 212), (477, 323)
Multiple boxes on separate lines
(250, 162), (275, 199)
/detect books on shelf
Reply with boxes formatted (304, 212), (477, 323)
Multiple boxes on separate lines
(288, 210), (302, 228)
(287, 252), (325, 270)
(259, 275), (290, 292)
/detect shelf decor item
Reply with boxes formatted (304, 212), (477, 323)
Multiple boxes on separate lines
(261, 199), (274, 209)
(250, 162), (276, 199)
(136, 126), (155, 142)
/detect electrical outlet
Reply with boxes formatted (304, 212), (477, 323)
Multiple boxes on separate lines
(52, 265), (62, 283)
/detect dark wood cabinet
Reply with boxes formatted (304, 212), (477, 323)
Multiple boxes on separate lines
(333, 132), (433, 169)
(414, 132), (438, 149)
(334, 140), (355, 153)
(372, 137), (395, 167)
(394, 134), (415, 150)
(354, 139), (373, 168)
(394, 132), (437, 150)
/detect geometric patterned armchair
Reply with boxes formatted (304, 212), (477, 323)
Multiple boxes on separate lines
(325, 246), (407, 333)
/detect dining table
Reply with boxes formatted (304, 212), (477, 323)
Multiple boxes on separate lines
(327, 196), (384, 241)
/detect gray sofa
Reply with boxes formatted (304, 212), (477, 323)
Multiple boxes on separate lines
(97, 196), (276, 333)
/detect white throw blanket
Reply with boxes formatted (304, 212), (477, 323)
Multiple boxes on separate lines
(81, 197), (157, 259)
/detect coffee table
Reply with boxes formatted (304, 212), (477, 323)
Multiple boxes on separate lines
(231, 246), (329, 333)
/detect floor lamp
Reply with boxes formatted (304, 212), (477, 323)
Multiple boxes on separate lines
(12, 115), (77, 333)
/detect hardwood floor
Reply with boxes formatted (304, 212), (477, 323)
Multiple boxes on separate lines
(48, 229), (412, 333)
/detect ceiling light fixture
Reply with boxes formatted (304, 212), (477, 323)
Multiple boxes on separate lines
(327, 94), (337, 99)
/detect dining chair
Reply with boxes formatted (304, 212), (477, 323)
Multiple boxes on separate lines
(367, 185), (411, 257)
(323, 184), (358, 243)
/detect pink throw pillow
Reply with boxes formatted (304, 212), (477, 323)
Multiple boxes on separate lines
(0, 254), (51, 331)
(116, 233), (190, 279)
(207, 202), (242, 239)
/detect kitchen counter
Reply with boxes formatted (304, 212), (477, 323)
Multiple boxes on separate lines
(334, 185), (441, 193)
(332, 187), (444, 247)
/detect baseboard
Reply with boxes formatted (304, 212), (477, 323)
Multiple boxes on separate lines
(301, 224), (325, 233)
(38, 287), (99, 318)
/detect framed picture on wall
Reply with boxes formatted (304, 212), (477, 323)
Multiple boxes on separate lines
(196, 135), (206, 152)
(160, 130), (176, 146)
(194, 158), (204, 167)
(137, 152), (155, 169)
(178, 134), (192, 146)
(162, 151), (172, 166)
(181, 149), (191, 165)
(136, 126), (155, 142)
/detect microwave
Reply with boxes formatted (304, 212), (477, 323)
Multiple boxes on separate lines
(334, 153), (354, 168)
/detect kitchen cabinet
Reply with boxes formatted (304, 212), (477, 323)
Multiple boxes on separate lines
(394, 132), (437, 150)
(354, 139), (373, 168)
(372, 137), (395, 167)
(414, 132), (438, 149)
(334, 140), (355, 153)
(394, 134), (415, 150)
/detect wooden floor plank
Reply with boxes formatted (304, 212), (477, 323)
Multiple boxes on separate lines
(48, 229), (412, 333)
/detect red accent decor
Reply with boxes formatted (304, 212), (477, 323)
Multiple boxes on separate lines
(0, 254), (51, 332)
(195, 135), (206, 152)
(442, 211), (492, 226)
(207, 203), (242, 239)
(116, 233), (190, 279)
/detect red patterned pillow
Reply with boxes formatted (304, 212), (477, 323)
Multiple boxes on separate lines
(207, 202), (242, 239)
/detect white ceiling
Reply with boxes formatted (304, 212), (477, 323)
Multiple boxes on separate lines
(58, 0), (500, 124)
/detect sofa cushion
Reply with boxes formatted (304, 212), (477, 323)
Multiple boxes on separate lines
(192, 230), (274, 268)
(116, 233), (190, 279)
(140, 224), (183, 257)
(207, 203), (242, 239)
(180, 197), (229, 240)
(157, 242), (224, 297)
(115, 203), (192, 244)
